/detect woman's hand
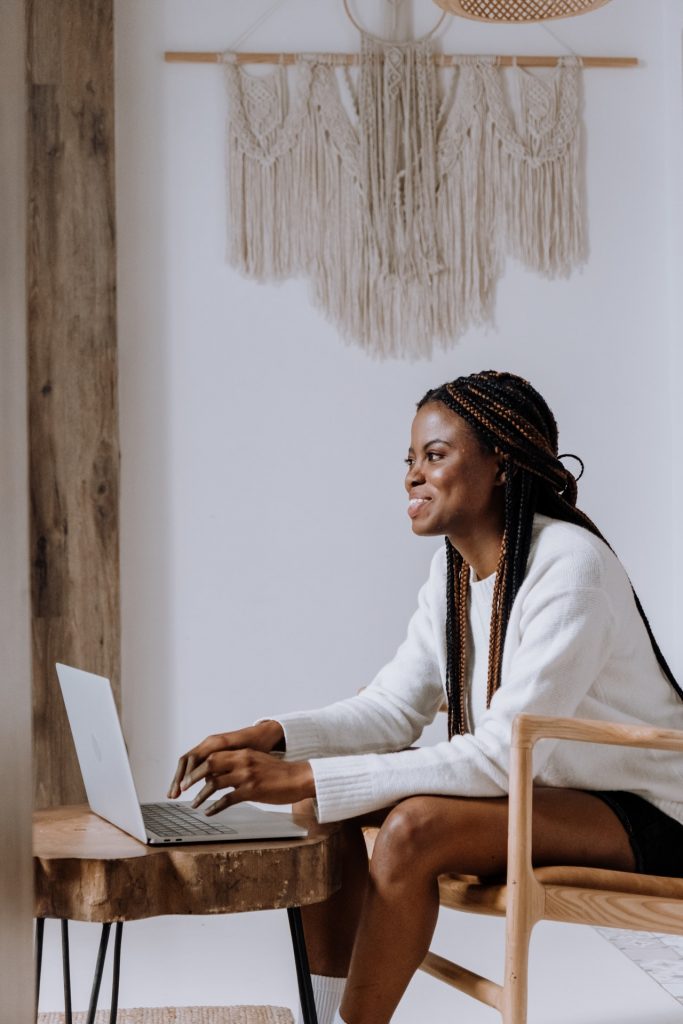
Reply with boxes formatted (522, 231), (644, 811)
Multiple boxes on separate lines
(167, 720), (285, 799)
(179, 750), (316, 815)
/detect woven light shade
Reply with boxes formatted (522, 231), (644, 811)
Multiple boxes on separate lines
(433, 0), (613, 22)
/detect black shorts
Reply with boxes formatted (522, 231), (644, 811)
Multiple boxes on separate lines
(591, 790), (683, 878)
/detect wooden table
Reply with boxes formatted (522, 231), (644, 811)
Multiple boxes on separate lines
(34, 806), (342, 1024)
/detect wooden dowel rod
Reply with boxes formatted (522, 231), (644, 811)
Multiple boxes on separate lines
(164, 51), (638, 68)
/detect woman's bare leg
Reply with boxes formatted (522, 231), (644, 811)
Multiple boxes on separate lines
(300, 806), (390, 976)
(337, 789), (636, 1024)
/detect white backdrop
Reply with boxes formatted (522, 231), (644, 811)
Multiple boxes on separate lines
(39, 1), (683, 1019)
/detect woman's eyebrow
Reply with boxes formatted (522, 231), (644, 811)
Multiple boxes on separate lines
(423, 438), (453, 448)
(407, 438), (453, 454)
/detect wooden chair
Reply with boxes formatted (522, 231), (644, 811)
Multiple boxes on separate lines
(419, 713), (683, 1024)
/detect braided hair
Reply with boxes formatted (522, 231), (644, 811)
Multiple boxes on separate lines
(417, 370), (682, 738)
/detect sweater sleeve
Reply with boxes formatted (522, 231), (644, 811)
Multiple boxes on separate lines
(261, 550), (447, 762)
(310, 575), (618, 822)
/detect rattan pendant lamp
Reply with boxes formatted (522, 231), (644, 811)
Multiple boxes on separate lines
(433, 0), (613, 21)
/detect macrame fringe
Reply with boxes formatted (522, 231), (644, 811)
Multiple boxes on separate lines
(224, 47), (585, 359)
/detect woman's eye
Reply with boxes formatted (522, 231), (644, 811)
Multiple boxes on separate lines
(427, 452), (442, 461)
(404, 457), (414, 467)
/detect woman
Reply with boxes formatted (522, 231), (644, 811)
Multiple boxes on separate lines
(169, 371), (683, 1024)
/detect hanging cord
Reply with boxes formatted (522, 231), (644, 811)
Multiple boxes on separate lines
(342, 0), (448, 44)
(386, 0), (405, 42)
(540, 22), (581, 59)
(226, 0), (292, 53)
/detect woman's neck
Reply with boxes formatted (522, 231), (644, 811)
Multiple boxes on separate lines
(447, 522), (505, 580)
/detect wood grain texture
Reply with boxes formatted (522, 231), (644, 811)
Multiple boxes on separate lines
(164, 51), (638, 68)
(421, 951), (502, 1009)
(34, 806), (342, 922)
(543, 885), (683, 933)
(0, 1), (34, 1018)
(27, 0), (120, 808)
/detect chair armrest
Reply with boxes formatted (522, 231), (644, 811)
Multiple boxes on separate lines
(505, 713), (683, 905)
(512, 713), (683, 755)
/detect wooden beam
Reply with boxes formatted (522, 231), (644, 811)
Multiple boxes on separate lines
(0, 0), (34, 1014)
(27, 0), (120, 809)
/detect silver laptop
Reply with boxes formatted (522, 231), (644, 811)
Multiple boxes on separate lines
(56, 663), (308, 845)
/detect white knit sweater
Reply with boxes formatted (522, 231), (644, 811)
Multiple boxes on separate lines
(271, 515), (683, 824)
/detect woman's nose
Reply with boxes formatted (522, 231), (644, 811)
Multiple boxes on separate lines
(405, 461), (425, 488)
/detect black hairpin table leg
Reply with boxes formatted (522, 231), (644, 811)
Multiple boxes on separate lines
(61, 920), (73, 1024)
(287, 907), (319, 1024)
(35, 918), (45, 1023)
(34, 919), (123, 1024)
(110, 922), (123, 1024)
(85, 922), (111, 1024)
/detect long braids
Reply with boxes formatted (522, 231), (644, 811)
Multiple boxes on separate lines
(419, 370), (682, 739)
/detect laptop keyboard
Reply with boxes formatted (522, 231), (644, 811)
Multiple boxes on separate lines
(141, 802), (238, 837)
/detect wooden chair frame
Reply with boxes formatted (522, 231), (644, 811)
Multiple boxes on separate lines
(421, 713), (683, 1023)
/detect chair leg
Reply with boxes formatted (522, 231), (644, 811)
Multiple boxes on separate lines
(501, 918), (533, 1024)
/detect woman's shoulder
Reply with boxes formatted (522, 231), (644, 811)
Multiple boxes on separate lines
(528, 513), (625, 592)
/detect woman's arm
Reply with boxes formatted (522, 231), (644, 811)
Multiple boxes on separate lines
(168, 551), (447, 811)
(308, 578), (618, 821)
(170, 577), (612, 817)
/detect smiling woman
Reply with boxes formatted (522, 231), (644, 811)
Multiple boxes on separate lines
(170, 370), (683, 1024)
(405, 402), (506, 570)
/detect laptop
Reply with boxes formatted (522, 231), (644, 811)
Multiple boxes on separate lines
(56, 663), (308, 845)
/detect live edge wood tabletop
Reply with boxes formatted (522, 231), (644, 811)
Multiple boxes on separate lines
(33, 805), (342, 922)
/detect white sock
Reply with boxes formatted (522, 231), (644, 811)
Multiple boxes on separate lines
(297, 973), (346, 1024)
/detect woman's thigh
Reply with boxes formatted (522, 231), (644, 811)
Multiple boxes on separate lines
(370, 788), (636, 880)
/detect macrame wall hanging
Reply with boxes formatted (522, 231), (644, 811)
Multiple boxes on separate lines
(166, 2), (636, 360)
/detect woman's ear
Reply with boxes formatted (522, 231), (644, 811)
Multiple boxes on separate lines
(494, 449), (508, 486)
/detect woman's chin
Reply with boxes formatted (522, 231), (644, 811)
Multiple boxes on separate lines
(410, 518), (438, 537)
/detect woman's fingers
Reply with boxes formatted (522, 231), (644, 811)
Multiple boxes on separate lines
(191, 778), (222, 808)
(168, 725), (287, 799)
(188, 753), (315, 812)
(168, 752), (200, 797)
(168, 735), (231, 797)
(174, 750), (315, 812)
(181, 752), (226, 791)
(168, 754), (191, 798)
(191, 769), (239, 809)
(205, 791), (240, 816)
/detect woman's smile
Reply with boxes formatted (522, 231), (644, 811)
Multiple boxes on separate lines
(407, 496), (432, 519)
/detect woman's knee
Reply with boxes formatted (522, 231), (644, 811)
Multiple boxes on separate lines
(370, 797), (444, 887)
(369, 795), (510, 883)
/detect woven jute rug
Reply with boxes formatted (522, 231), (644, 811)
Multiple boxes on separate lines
(38, 1007), (294, 1024)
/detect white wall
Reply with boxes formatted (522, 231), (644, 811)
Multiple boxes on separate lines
(118, 0), (683, 784)
(38, 1), (683, 1018)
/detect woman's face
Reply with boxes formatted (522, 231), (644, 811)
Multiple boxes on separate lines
(405, 402), (505, 540)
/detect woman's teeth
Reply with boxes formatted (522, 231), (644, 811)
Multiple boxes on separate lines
(408, 498), (431, 519)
